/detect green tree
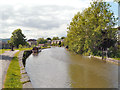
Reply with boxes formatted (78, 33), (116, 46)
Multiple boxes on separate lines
(19, 44), (23, 49)
(52, 37), (59, 40)
(25, 42), (30, 48)
(65, 0), (117, 59)
(47, 37), (51, 40)
(9, 29), (26, 50)
(61, 37), (65, 39)
(8, 40), (14, 51)
(37, 38), (47, 44)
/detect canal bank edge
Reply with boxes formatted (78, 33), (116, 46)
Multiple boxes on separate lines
(18, 51), (33, 88)
(92, 56), (120, 65)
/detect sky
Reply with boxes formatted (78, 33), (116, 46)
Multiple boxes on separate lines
(0, 0), (118, 39)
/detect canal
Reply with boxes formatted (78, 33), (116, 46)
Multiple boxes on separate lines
(26, 47), (119, 88)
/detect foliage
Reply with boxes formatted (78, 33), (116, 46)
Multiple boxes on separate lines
(61, 42), (64, 46)
(61, 37), (65, 39)
(65, 0), (118, 58)
(9, 29), (27, 49)
(52, 37), (59, 40)
(52, 43), (58, 46)
(37, 38), (47, 44)
(25, 42), (30, 48)
(19, 44), (23, 49)
(47, 37), (51, 40)
(0, 49), (10, 54)
(31, 45), (36, 48)
(108, 45), (120, 58)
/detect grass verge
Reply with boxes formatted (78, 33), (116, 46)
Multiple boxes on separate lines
(94, 55), (120, 60)
(15, 48), (32, 51)
(4, 48), (32, 88)
(4, 51), (22, 88)
(112, 58), (120, 60)
(0, 48), (32, 55)
(0, 49), (10, 54)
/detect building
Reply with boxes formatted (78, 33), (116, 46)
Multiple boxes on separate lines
(0, 39), (10, 49)
(47, 40), (51, 44)
(27, 39), (37, 46)
(51, 39), (64, 44)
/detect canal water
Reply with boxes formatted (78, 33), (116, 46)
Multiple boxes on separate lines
(26, 47), (119, 88)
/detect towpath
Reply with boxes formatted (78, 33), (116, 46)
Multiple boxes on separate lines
(0, 50), (19, 89)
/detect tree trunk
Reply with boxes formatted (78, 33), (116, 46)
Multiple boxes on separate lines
(16, 45), (19, 49)
(11, 45), (14, 51)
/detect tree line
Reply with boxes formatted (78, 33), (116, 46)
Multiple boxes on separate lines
(65, 0), (119, 59)
(37, 36), (65, 44)
(8, 28), (65, 50)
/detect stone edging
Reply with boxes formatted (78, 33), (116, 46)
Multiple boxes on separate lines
(93, 56), (120, 65)
(18, 51), (33, 88)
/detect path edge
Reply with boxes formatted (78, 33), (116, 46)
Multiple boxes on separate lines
(18, 51), (33, 88)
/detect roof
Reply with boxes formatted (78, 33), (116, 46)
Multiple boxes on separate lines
(27, 39), (37, 41)
(0, 38), (10, 43)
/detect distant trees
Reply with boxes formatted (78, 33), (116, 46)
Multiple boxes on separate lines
(47, 37), (51, 40)
(52, 37), (59, 40)
(65, 0), (118, 59)
(37, 38), (47, 44)
(61, 37), (65, 39)
(8, 29), (27, 50)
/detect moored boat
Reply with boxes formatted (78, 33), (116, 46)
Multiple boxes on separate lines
(32, 47), (39, 53)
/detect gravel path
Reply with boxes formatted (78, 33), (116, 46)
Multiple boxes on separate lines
(0, 50), (19, 89)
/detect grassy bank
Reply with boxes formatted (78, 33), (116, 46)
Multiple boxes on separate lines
(0, 48), (32, 55)
(4, 51), (22, 88)
(4, 48), (32, 88)
(94, 55), (120, 61)
(15, 48), (32, 51)
(112, 58), (120, 60)
(0, 49), (10, 54)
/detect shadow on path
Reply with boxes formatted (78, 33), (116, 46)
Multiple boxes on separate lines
(0, 55), (13, 60)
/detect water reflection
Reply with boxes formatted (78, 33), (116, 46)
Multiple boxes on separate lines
(26, 47), (119, 88)
(68, 54), (118, 88)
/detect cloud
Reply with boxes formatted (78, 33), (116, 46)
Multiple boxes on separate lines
(0, 4), (80, 39)
(0, 0), (116, 39)
(1, 5), (76, 29)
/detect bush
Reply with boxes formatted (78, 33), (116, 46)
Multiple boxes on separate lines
(19, 44), (23, 49)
